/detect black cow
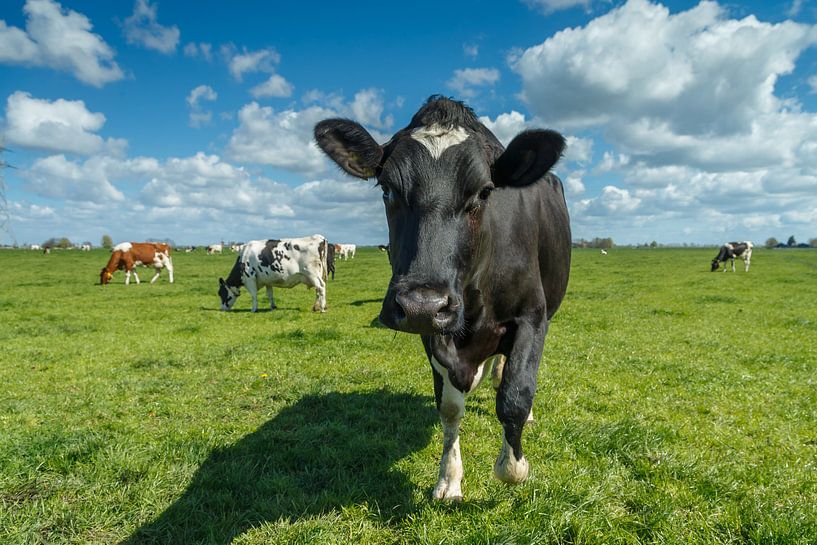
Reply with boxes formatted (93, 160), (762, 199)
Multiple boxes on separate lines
(711, 241), (753, 272)
(315, 95), (571, 501)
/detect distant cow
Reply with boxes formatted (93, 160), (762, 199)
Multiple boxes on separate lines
(218, 235), (330, 312)
(338, 243), (356, 260)
(316, 95), (571, 500)
(100, 242), (174, 285)
(600, 249), (608, 255)
(326, 242), (336, 280)
(207, 244), (223, 255)
(711, 241), (753, 272)
(80, 243), (91, 251)
(30, 244), (41, 250)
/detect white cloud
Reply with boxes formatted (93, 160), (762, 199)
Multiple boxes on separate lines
(463, 43), (479, 58)
(446, 67), (500, 97)
(479, 111), (528, 146)
(226, 102), (332, 173)
(564, 136), (593, 164)
(183, 41), (212, 61)
(122, 0), (179, 54)
(4, 91), (126, 156)
(349, 88), (392, 129)
(186, 85), (217, 128)
(186, 84), (217, 108)
(564, 172), (586, 196)
(225, 46), (280, 81)
(512, 0), (817, 243)
(524, 0), (592, 14)
(250, 74), (294, 98)
(227, 89), (394, 172)
(24, 154), (126, 203)
(0, 0), (123, 86)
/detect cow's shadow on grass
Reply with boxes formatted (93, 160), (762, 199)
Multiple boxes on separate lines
(120, 390), (436, 545)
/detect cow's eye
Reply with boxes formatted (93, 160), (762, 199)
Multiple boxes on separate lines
(478, 185), (494, 201)
(381, 186), (391, 201)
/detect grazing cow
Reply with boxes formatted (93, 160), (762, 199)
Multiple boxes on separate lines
(80, 243), (91, 251)
(218, 235), (330, 312)
(315, 95), (571, 500)
(207, 244), (223, 255)
(600, 249), (608, 255)
(711, 241), (753, 272)
(338, 243), (356, 260)
(100, 242), (174, 285)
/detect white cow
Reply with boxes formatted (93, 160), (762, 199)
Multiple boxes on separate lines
(339, 243), (356, 260)
(30, 244), (41, 250)
(218, 235), (330, 312)
(207, 244), (223, 255)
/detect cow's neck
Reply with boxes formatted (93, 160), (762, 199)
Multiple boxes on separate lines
(426, 283), (506, 387)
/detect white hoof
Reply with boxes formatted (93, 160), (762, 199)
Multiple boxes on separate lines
(494, 442), (530, 484)
(432, 478), (463, 502)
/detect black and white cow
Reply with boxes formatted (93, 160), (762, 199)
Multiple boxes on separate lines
(315, 95), (571, 500)
(711, 241), (753, 272)
(218, 235), (330, 312)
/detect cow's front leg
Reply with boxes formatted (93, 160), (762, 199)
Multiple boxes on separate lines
(132, 270), (141, 284)
(731, 257), (736, 272)
(492, 354), (533, 423)
(309, 275), (326, 312)
(150, 268), (161, 284)
(266, 286), (277, 310)
(494, 320), (546, 484)
(245, 282), (259, 312)
(431, 357), (465, 501)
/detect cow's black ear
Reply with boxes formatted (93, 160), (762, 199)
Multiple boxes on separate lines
(314, 119), (383, 179)
(219, 277), (225, 286)
(492, 129), (566, 187)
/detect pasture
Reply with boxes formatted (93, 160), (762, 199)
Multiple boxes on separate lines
(1, 247), (815, 544)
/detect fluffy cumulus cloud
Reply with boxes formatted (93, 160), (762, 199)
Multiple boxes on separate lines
(122, 0), (179, 54)
(24, 154), (126, 203)
(186, 84), (217, 127)
(4, 91), (126, 155)
(224, 46), (281, 81)
(0, 0), (123, 86)
(226, 102), (332, 173)
(446, 67), (500, 97)
(513, 0), (817, 242)
(14, 148), (385, 245)
(250, 74), (294, 98)
(227, 88), (394, 173)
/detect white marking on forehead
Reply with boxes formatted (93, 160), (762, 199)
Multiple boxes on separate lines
(410, 124), (470, 159)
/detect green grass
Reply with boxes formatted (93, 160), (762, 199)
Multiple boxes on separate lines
(0, 247), (815, 544)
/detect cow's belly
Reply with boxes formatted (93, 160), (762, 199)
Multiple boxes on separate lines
(253, 270), (309, 289)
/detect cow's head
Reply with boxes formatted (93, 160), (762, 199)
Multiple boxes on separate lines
(315, 96), (565, 335)
(218, 278), (241, 310)
(100, 268), (113, 285)
(710, 259), (721, 272)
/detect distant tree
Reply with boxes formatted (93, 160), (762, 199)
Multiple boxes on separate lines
(42, 238), (57, 249)
(809, 238), (817, 248)
(101, 234), (113, 249)
(58, 237), (71, 249)
(649, 240), (658, 248)
(787, 235), (797, 247)
(765, 237), (778, 249)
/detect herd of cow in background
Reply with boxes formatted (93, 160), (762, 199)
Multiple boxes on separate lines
(94, 235), (363, 312)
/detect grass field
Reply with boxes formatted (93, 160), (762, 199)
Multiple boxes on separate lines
(1, 246), (816, 544)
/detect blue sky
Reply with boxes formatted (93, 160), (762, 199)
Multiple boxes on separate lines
(1, 0), (816, 246)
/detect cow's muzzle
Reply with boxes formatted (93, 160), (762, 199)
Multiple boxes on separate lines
(382, 286), (461, 335)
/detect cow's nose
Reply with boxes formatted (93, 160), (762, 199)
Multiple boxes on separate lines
(395, 288), (458, 332)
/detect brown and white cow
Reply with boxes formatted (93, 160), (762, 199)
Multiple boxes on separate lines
(100, 242), (174, 285)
